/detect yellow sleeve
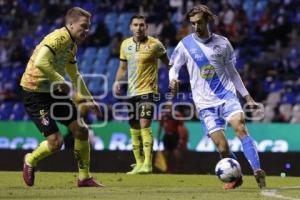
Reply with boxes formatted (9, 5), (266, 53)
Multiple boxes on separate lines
(155, 40), (167, 58)
(119, 40), (127, 61)
(34, 46), (65, 82)
(66, 63), (93, 100)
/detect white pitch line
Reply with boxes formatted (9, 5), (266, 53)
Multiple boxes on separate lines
(281, 186), (300, 189)
(261, 188), (300, 200)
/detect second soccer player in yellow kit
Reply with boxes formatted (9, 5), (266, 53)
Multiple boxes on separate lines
(114, 14), (169, 174)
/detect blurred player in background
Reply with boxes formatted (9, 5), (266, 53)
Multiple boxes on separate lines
(169, 5), (266, 189)
(20, 7), (103, 187)
(156, 107), (188, 173)
(114, 14), (169, 174)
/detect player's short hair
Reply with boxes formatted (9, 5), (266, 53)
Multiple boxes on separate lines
(186, 4), (217, 22)
(129, 14), (146, 25)
(65, 7), (91, 25)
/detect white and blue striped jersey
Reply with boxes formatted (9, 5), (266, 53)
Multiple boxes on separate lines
(169, 33), (249, 111)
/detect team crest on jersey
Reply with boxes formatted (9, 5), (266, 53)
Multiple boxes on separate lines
(41, 117), (50, 126)
(144, 44), (150, 51)
(212, 45), (222, 57)
(200, 65), (216, 79)
(39, 109), (49, 126)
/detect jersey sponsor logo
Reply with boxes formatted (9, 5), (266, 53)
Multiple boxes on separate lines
(194, 53), (204, 61)
(200, 64), (216, 79)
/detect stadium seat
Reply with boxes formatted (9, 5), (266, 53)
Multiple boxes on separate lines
(0, 101), (14, 120)
(0, 24), (9, 38)
(88, 79), (103, 94)
(265, 91), (281, 106)
(105, 13), (117, 36)
(290, 104), (300, 123)
(106, 58), (119, 91)
(83, 47), (97, 62)
(22, 35), (35, 51)
(93, 58), (107, 74)
(9, 112), (24, 120)
(79, 58), (94, 74)
(117, 13), (133, 25)
(27, 2), (41, 15)
(82, 2), (97, 14)
(96, 46), (110, 60)
(262, 105), (275, 122)
(278, 103), (292, 122)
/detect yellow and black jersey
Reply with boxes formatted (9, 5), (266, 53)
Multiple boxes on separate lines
(21, 27), (76, 92)
(20, 27), (92, 99)
(120, 36), (166, 96)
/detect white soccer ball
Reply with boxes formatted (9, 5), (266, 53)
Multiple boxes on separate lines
(215, 158), (242, 183)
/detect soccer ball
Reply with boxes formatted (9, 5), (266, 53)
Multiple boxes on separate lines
(215, 158), (242, 183)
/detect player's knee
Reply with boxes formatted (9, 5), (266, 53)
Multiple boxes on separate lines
(140, 118), (151, 128)
(129, 120), (140, 129)
(48, 136), (64, 152)
(73, 126), (89, 140)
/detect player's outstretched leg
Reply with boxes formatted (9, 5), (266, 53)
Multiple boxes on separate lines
(254, 169), (266, 189)
(23, 153), (36, 186)
(74, 139), (104, 187)
(23, 141), (53, 186)
(240, 135), (266, 188)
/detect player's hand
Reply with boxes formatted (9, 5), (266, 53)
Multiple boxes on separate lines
(244, 95), (260, 110)
(169, 79), (180, 97)
(87, 100), (102, 118)
(57, 82), (71, 94)
(113, 82), (121, 96)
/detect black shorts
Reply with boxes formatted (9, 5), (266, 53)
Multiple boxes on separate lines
(163, 133), (179, 151)
(128, 93), (157, 122)
(22, 89), (78, 137)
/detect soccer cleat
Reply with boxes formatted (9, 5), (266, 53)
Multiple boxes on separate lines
(223, 176), (243, 190)
(23, 153), (35, 186)
(137, 164), (152, 174)
(126, 164), (142, 175)
(254, 169), (266, 189)
(77, 177), (104, 187)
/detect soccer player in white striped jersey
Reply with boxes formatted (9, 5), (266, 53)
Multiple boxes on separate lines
(169, 4), (266, 189)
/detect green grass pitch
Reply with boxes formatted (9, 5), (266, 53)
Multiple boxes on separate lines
(0, 172), (299, 200)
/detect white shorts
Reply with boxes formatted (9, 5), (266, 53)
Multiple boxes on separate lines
(198, 98), (243, 136)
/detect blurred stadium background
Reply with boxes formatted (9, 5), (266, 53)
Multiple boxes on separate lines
(0, 0), (300, 176)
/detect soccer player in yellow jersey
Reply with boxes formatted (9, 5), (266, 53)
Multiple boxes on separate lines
(114, 14), (169, 174)
(20, 7), (103, 187)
